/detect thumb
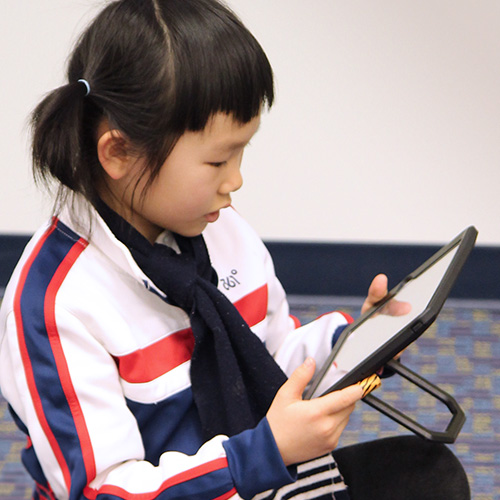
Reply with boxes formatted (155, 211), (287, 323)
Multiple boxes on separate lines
(362, 273), (388, 313)
(279, 357), (316, 401)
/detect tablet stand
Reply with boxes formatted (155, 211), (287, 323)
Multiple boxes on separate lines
(363, 359), (465, 443)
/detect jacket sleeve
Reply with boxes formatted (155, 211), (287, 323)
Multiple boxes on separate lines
(259, 241), (353, 377)
(1, 307), (294, 500)
(205, 207), (352, 379)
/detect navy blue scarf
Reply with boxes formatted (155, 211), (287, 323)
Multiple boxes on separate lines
(96, 201), (287, 440)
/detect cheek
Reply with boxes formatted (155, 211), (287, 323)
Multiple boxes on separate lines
(184, 174), (219, 200)
(144, 168), (218, 217)
(162, 185), (211, 217)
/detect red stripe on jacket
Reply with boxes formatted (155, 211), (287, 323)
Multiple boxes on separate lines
(83, 457), (234, 499)
(13, 220), (89, 493)
(115, 285), (268, 384)
(44, 237), (95, 484)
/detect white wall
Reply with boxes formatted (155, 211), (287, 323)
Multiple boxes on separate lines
(1, 1), (499, 245)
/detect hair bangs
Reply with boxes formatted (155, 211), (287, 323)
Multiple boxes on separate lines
(161, 0), (274, 131)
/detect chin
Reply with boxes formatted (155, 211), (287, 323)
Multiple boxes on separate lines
(176, 223), (208, 238)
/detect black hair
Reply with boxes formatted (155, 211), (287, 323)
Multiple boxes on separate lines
(31, 0), (274, 205)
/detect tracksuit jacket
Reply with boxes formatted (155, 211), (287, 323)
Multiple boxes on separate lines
(0, 199), (350, 500)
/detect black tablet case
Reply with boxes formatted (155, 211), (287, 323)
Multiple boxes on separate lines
(304, 226), (478, 443)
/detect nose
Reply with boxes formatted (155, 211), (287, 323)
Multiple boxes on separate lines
(220, 161), (243, 194)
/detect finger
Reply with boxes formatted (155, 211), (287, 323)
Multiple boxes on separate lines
(335, 410), (356, 444)
(279, 357), (316, 401)
(317, 383), (363, 414)
(368, 273), (388, 301)
(362, 274), (388, 313)
(385, 299), (412, 317)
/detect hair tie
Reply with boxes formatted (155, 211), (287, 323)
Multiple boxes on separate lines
(77, 79), (91, 97)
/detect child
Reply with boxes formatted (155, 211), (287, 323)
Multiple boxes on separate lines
(0, 1), (469, 499)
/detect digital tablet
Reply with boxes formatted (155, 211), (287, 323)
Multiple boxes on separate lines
(304, 226), (478, 400)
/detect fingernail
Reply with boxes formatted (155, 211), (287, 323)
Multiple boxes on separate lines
(358, 374), (381, 398)
(304, 357), (315, 367)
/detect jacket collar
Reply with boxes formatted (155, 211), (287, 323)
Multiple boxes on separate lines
(57, 194), (168, 298)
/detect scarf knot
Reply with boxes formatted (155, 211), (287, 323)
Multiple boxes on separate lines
(148, 242), (201, 311)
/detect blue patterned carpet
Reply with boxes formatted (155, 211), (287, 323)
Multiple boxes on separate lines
(0, 296), (499, 499)
(289, 296), (500, 500)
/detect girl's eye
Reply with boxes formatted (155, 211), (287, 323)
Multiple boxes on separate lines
(208, 161), (227, 167)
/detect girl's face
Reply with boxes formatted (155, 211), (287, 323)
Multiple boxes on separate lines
(104, 113), (260, 242)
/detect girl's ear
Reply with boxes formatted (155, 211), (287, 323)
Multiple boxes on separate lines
(97, 129), (134, 180)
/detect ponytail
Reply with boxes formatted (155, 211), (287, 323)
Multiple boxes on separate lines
(31, 80), (101, 203)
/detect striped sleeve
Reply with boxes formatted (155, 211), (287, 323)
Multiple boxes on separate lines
(13, 220), (92, 496)
(8, 219), (294, 500)
(10, 220), (238, 499)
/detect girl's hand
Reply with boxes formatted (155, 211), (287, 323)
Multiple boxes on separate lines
(362, 274), (411, 364)
(362, 273), (412, 317)
(267, 358), (363, 466)
(361, 273), (388, 314)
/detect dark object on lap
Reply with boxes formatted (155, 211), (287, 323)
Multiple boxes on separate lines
(333, 435), (470, 500)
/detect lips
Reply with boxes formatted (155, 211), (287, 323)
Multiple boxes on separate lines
(205, 210), (220, 223)
(205, 203), (231, 223)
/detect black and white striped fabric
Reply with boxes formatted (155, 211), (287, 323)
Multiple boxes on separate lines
(253, 454), (350, 500)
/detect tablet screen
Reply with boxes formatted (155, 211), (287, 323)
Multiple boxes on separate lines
(308, 241), (461, 398)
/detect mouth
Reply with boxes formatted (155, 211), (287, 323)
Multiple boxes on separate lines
(205, 210), (221, 223)
(205, 203), (231, 223)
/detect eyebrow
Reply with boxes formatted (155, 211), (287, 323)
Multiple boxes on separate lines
(215, 123), (261, 153)
(215, 140), (252, 153)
